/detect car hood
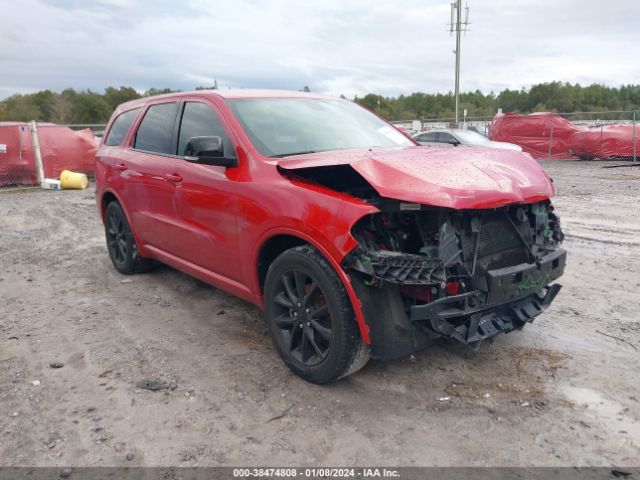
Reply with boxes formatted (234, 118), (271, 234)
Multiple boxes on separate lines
(277, 146), (554, 209)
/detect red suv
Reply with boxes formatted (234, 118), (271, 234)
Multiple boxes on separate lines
(96, 90), (566, 384)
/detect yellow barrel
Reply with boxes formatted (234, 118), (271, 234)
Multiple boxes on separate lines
(59, 170), (88, 190)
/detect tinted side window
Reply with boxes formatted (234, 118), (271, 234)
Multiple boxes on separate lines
(438, 132), (456, 143)
(422, 132), (437, 142)
(104, 108), (140, 146)
(133, 103), (179, 154)
(177, 102), (233, 157)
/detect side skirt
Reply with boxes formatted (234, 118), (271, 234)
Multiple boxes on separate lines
(143, 244), (261, 307)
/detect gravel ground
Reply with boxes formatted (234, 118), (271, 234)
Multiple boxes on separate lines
(1, 160), (639, 467)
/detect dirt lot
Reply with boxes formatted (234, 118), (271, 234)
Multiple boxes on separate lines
(1, 160), (639, 467)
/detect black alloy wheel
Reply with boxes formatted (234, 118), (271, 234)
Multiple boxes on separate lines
(264, 246), (370, 384)
(106, 208), (128, 266)
(104, 201), (153, 274)
(271, 268), (333, 366)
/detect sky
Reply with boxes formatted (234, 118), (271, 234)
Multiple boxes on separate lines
(1, 0), (638, 100)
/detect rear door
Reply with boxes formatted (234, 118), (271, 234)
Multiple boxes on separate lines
(122, 101), (184, 254)
(171, 100), (240, 280)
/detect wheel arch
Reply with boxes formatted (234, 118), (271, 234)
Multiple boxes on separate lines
(100, 190), (119, 222)
(100, 189), (149, 258)
(257, 234), (307, 293)
(255, 230), (371, 344)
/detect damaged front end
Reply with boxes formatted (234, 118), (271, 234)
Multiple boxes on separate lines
(342, 201), (566, 359)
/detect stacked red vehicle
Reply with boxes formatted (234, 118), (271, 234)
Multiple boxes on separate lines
(568, 124), (639, 159)
(489, 112), (638, 160)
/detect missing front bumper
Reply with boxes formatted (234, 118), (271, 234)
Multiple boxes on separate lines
(409, 249), (566, 345)
(411, 284), (562, 345)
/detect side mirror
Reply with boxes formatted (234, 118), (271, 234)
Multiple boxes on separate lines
(185, 136), (238, 167)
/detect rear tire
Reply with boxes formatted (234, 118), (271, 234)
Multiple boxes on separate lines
(104, 201), (153, 275)
(264, 245), (369, 384)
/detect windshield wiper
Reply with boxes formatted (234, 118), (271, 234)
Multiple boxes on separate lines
(271, 150), (318, 158)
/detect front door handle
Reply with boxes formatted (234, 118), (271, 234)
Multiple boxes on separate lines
(115, 162), (128, 171)
(164, 173), (183, 183)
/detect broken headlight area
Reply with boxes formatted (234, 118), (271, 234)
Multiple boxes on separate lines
(343, 201), (566, 354)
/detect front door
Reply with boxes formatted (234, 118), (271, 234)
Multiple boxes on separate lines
(172, 100), (240, 281)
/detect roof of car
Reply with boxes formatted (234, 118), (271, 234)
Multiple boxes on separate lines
(425, 129), (466, 133)
(115, 89), (336, 112)
(213, 89), (334, 100)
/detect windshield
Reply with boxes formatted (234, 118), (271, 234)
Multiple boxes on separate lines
(226, 98), (413, 157)
(455, 130), (490, 144)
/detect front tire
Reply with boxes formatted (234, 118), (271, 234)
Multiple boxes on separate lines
(264, 246), (369, 384)
(104, 201), (153, 275)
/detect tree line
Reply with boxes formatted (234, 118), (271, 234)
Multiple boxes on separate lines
(356, 82), (640, 120)
(0, 82), (638, 125)
(0, 86), (213, 125)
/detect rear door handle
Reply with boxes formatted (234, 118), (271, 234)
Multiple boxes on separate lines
(115, 162), (127, 171)
(164, 173), (183, 183)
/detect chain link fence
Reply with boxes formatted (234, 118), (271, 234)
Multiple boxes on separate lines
(0, 122), (41, 190)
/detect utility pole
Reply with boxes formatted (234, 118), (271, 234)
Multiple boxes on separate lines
(450, 0), (470, 128)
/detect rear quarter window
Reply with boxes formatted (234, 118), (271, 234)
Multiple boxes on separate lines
(104, 108), (140, 146)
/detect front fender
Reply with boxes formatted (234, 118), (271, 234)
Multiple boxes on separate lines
(251, 191), (380, 345)
(253, 224), (373, 344)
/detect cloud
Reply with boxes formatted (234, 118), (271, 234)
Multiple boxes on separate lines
(1, 0), (638, 100)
